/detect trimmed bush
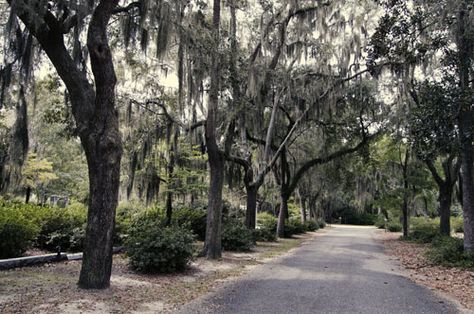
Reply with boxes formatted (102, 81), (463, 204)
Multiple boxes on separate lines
(0, 207), (39, 258)
(426, 236), (474, 268)
(222, 221), (255, 251)
(304, 220), (319, 232)
(126, 220), (195, 273)
(387, 221), (402, 232)
(409, 217), (439, 243)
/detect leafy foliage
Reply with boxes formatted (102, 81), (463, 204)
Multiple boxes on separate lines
(427, 236), (474, 268)
(222, 221), (255, 251)
(387, 221), (402, 232)
(303, 220), (319, 232)
(0, 204), (39, 258)
(126, 219), (195, 274)
(408, 217), (440, 243)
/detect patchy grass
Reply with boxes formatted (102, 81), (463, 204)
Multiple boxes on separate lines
(0, 232), (318, 313)
(377, 230), (474, 311)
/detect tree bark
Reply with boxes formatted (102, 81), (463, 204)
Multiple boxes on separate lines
(456, 1), (474, 252)
(401, 148), (410, 238)
(203, 0), (223, 260)
(439, 185), (452, 236)
(245, 184), (258, 229)
(425, 158), (459, 237)
(277, 193), (289, 237)
(10, 0), (122, 289)
(25, 186), (31, 204)
(297, 189), (306, 223)
(78, 0), (122, 289)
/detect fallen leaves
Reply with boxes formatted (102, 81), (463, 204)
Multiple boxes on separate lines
(378, 231), (474, 311)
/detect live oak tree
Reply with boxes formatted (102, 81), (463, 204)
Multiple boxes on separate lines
(369, 0), (474, 251)
(410, 80), (460, 235)
(6, 0), (122, 289)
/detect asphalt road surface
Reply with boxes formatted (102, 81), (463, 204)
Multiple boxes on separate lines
(179, 225), (461, 314)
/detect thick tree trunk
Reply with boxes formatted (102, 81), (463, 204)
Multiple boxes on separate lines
(277, 194), (288, 238)
(461, 147), (474, 251)
(203, 0), (223, 260)
(456, 2), (474, 252)
(203, 153), (224, 259)
(245, 184), (258, 229)
(9, 0), (121, 289)
(79, 136), (121, 289)
(439, 185), (452, 236)
(78, 0), (122, 289)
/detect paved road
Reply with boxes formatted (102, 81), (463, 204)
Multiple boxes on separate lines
(179, 225), (461, 314)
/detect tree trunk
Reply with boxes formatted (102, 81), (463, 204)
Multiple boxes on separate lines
(297, 189), (306, 223)
(439, 185), (452, 236)
(78, 0), (122, 289)
(165, 190), (173, 226)
(245, 184), (258, 229)
(277, 194), (288, 238)
(402, 186), (409, 238)
(25, 186), (31, 204)
(203, 0), (223, 260)
(79, 137), (121, 289)
(461, 151), (474, 251)
(10, 0), (121, 289)
(456, 2), (474, 252)
(401, 148), (410, 238)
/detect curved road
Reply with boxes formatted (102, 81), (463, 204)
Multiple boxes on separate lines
(179, 225), (460, 314)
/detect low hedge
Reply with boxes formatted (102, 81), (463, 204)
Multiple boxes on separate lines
(0, 206), (39, 258)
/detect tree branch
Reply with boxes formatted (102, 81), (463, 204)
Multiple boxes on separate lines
(286, 132), (379, 196)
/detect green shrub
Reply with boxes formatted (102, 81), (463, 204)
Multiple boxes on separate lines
(451, 216), (464, 233)
(317, 219), (326, 229)
(257, 212), (277, 233)
(282, 218), (306, 238)
(171, 207), (207, 241)
(254, 213), (277, 242)
(34, 205), (87, 252)
(126, 219), (195, 273)
(0, 207), (39, 258)
(426, 236), (474, 268)
(339, 208), (377, 225)
(409, 217), (440, 243)
(304, 220), (319, 232)
(222, 221), (255, 251)
(252, 227), (276, 242)
(374, 215), (388, 229)
(387, 221), (402, 232)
